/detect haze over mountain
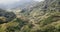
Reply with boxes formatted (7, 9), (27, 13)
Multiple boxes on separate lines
(0, 0), (43, 9)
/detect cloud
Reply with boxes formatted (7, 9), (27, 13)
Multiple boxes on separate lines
(0, 0), (20, 4)
(34, 0), (44, 2)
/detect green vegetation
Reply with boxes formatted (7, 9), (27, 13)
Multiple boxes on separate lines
(0, 0), (60, 32)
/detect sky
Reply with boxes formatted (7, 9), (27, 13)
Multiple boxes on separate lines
(0, 0), (44, 4)
(34, 0), (44, 2)
(0, 0), (20, 4)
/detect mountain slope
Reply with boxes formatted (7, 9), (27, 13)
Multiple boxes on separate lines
(18, 0), (60, 32)
(27, 0), (60, 32)
(0, 0), (60, 32)
(0, 9), (16, 24)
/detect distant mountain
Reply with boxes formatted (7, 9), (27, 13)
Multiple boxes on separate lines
(0, 0), (39, 9)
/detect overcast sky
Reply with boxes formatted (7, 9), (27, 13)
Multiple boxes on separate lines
(0, 0), (20, 4)
(34, 0), (44, 2)
(0, 0), (44, 4)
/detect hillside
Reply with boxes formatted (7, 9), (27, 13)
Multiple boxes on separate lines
(0, 0), (60, 32)
(17, 0), (60, 32)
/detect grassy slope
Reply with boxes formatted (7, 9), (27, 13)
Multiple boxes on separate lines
(0, 0), (60, 32)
